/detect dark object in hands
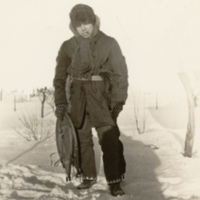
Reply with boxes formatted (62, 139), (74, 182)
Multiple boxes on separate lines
(110, 101), (124, 120)
(55, 111), (81, 181)
(55, 104), (68, 121)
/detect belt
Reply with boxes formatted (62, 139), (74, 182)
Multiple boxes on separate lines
(73, 75), (103, 81)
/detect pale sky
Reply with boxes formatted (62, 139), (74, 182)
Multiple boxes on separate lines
(1, 0), (200, 93)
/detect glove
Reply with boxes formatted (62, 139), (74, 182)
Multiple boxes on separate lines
(110, 101), (124, 120)
(55, 104), (67, 121)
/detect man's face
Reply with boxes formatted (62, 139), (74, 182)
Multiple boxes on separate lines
(76, 23), (94, 38)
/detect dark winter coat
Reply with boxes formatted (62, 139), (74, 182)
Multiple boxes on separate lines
(53, 31), (128, 128)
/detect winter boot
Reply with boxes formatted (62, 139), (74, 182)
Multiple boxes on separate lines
(109, 183), (125, 196)
(77, 180), (96, 190)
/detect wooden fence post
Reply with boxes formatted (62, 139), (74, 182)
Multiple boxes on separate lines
(0, 89), (2, 101)
(14, 95), (16, 112)
(178, 72), (195, 157)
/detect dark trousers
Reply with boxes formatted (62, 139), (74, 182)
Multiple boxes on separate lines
(76, 114), (126, 184)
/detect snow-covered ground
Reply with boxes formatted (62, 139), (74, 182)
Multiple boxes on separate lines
(1, 89), (200, 200)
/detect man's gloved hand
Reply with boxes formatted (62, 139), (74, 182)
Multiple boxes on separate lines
(55, 104), (67, 121)
(110, 101), (124, 120)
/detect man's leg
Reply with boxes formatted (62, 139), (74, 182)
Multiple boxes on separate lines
(96, 125), (126, 196)
(96, 125), (126, 184)
(76, 114), (97, 189)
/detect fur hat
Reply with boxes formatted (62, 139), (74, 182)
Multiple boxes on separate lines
(70, 4), (96, 28)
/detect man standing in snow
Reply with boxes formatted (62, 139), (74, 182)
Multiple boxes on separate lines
(53, 4), (128, 196)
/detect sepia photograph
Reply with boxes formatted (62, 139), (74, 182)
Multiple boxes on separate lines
(0, 0), (200, 199)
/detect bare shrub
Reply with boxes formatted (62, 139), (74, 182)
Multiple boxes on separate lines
(12, 104), (56, 141)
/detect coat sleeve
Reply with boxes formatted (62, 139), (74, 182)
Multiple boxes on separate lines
(53, 42), (70, 105)
(108, 38), (128, 103)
